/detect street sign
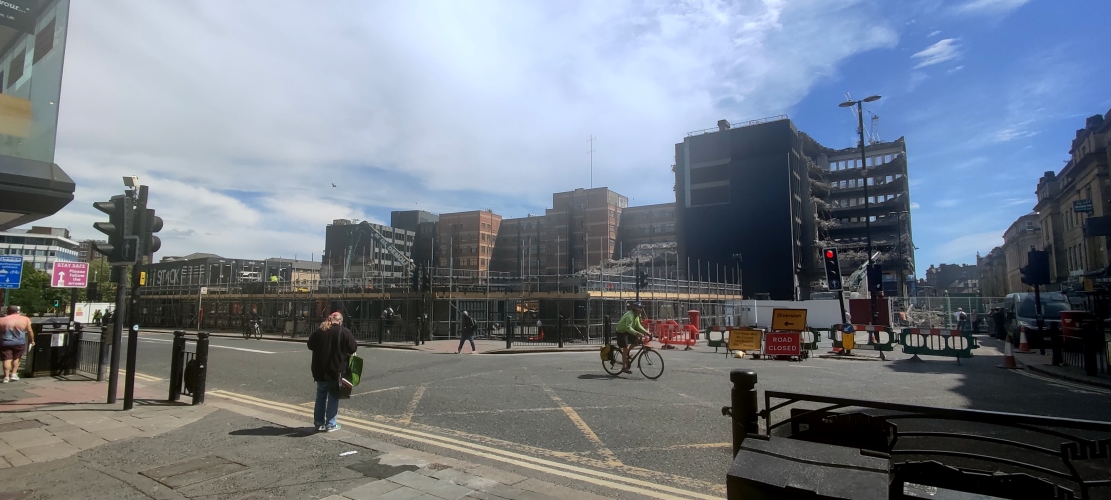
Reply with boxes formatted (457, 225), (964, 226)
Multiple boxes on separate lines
(0, 255), (23, 289)
(764, 332), (801, 356)
(51, 262), (89, 288)
(200, 287), (208, 295)
(1074, 199), (1093, 214)
(728, 328), (762, 351)
(771, 308), (808, 331)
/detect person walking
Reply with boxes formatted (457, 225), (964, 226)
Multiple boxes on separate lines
(1, 305), (33, 383)
(457, 311), (477, 354)
(307, 312), (357, 432)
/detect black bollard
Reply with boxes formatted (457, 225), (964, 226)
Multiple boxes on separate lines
(168, 331), (186, 402)
(378, 317), (384, 344)
(603, 316), (611, 345)
(557, 316), (564, 348)
(193, 332), (210, 405)
(97, 326), (110, 382)
(1083, 322), (1099, 377)
(506, 316), (513, 349)
(730, 369), (759, 458)
(415, 317), (421, 346)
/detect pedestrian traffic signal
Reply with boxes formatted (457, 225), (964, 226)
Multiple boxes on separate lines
(92, 195), (139, 265)
(53, 299), (59, 308)
(822, 248), (842, 290)
(1021, 250), (1050, 285)
(867, 263), (883, 292)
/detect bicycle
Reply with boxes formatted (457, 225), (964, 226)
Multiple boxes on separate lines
(601, 334), (665, 379)
(243, 319), (262, 340)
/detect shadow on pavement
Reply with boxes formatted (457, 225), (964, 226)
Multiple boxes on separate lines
(228, 426), (318, 438)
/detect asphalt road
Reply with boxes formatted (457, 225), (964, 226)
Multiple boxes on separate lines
(120, 332), (1111, 499)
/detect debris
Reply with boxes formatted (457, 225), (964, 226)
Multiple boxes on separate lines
(339, 451), (358, 457)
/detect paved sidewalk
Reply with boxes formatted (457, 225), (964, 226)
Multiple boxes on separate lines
(1, 375), (652, 498)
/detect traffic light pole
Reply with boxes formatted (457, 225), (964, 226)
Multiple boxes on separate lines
(106, 266), (127, 403)
(123, 185), (148, 411)
(635, 258), (641, 303)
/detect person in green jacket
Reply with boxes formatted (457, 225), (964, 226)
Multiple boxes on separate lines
(615, 301), (650, 374)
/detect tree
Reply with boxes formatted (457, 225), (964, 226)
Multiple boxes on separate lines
(8, 263), (67, 316)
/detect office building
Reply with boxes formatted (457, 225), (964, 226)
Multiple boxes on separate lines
(321, 219), (415, 284)
(545, 188), (626, 274)
(0, 226), (78, 270)
(618, 203), (676, 255)
(437, 210), (501, 273)
(392, 210), (440, 268)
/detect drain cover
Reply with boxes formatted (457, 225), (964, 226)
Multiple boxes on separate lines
(346, 457), (418, 479)
(141, 455), (248, 489)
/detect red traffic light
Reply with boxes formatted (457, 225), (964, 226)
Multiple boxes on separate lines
(825, 250), (835, 259)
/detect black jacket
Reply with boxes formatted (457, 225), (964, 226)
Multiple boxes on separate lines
(307, 324), (357, 382)
(461, 315), (477, 337)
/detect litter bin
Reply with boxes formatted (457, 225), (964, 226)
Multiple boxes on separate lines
(25, 323), (79, 378)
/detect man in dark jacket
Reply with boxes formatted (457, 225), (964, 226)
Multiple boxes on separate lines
(308, 312), (357, 432)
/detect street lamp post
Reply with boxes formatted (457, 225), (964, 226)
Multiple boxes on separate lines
(840, 95), (882, 325)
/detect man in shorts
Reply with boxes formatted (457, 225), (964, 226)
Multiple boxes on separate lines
(1, 305), (33, 383)
(615, 301), (650, 374)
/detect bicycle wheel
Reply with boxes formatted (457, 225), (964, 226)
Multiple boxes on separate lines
(242, 329), (250, 340)
(602, 348), (625, 376)
(638, 349), (665, 380)
(253, 325), (262, 340)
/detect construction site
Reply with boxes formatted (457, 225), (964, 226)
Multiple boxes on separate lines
(134, 242), (743, 346)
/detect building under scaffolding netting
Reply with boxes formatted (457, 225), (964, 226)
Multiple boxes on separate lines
(134, 265), (742, 347)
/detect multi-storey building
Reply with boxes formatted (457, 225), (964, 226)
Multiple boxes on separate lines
(1002, 213), (1041, 293)
(822, 138), (914, 296)
(146, 254), (320, 293)
(491, 214), (546, 276)
(0, 0), (76, 230)
(977, 247), (1008, 298)
(321, 219), (415, 283)
(1034, 109), (1111, 290)
(618, 203), (676, 255)
(924, 263), (979, 295)
(0, 226), (78, 271)
(437, 210), (501, 273)
(545, 188), (626, 274)
(391, 210), (439, 268)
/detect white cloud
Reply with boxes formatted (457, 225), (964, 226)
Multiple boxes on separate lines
(928, 30), (941, 37)
(952, 0), (1031, 15)
(910, 202), (921, 210)
(935, 230), (1005, 263)
(40, 0), (900, 260)
(937, 199), (960, 208)
(911, 38), (962, 68)
(947, 65), (964, 74)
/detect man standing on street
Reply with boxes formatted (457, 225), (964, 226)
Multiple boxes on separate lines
(457, 311), (477, 354)
(1, 306), (33, 383)
(307, 312), (357, 432)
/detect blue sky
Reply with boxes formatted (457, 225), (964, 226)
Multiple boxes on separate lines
(36, 0), (1111, 275)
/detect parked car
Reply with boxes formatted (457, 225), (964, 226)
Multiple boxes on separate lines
(1002, 292), (1072, 346)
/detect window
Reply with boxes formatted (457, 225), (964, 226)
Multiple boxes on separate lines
(8, 50), (24, 89)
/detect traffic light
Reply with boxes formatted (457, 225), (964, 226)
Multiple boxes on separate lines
(1021, 250), (1050, 285)
(636, 270), (649, 289)
(142, 208), (163, 256)
(867, 263), (883, 292)
(53, 299), (60, 308)
(92, 195), (139, 265)
(822, 248), (842, 290)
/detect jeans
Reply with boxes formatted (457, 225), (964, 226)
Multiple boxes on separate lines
(314, 380), (340, 427)
(457, 336), (475, 352)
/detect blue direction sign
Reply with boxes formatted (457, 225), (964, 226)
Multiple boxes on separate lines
(0, 255), (23, 289)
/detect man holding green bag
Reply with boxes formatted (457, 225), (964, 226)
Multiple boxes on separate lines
(308, 312), (358, 432)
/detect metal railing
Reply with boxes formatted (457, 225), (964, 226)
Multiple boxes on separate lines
(75, 332), (102, 380)
(168, 331), (209, 405)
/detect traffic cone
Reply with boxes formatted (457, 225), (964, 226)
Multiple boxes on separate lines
(1017, 330), (1031, 353)
(997, 335), (1018, 369)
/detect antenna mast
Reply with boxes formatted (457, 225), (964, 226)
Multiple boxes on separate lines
(588, 135), (596, 189)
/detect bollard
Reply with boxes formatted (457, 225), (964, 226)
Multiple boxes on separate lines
(415, 317), (421, 346)
(505, 316), (513, 349)
(603, 316), (611, 345)
(730, 369), (759, 458)
(557, 316), (564, 348)
(97, 327), (110, 382)
(378, 317), (385, 344)
(168, 331), (186, 402)
(1083, 322), (1099, 377)
(193, 332), (210, 405)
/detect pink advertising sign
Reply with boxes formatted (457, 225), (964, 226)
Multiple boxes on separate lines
(51, 262), (89, 288)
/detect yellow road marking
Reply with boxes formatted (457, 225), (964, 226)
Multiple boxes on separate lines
(542, 386), (622, 467)
(616, 442), (732, 453)
(400, 383), (428, 425)
(119, 370), (161, 382)
(208, 389), (722, 500)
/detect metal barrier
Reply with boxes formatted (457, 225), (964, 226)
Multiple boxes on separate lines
(722, 368), (1111, 499)
(900, 328), (979, 364)
(826, 324), (896, 353)
(168, 331), (210, 405)
(75, 330), (105, 380)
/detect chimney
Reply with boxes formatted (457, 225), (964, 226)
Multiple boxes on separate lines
(717, 119), (731, 132)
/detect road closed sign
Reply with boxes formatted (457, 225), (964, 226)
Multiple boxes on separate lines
(771, 308), (808, 331)
(764, 332), (801, 356)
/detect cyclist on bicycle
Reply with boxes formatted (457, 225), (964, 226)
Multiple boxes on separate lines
(615, 301), (650, 374)
(245, 308), (261, 336)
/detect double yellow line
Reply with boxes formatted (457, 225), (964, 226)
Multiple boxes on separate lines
(120, 370), (162, 382)
(207, 389), (722, 500)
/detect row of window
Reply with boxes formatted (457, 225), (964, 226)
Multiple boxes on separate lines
(828, 154), (897, 171)
(830, 174), (904, 190)
(1, 248), (63, 257)
(830, 194), (901, 208)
